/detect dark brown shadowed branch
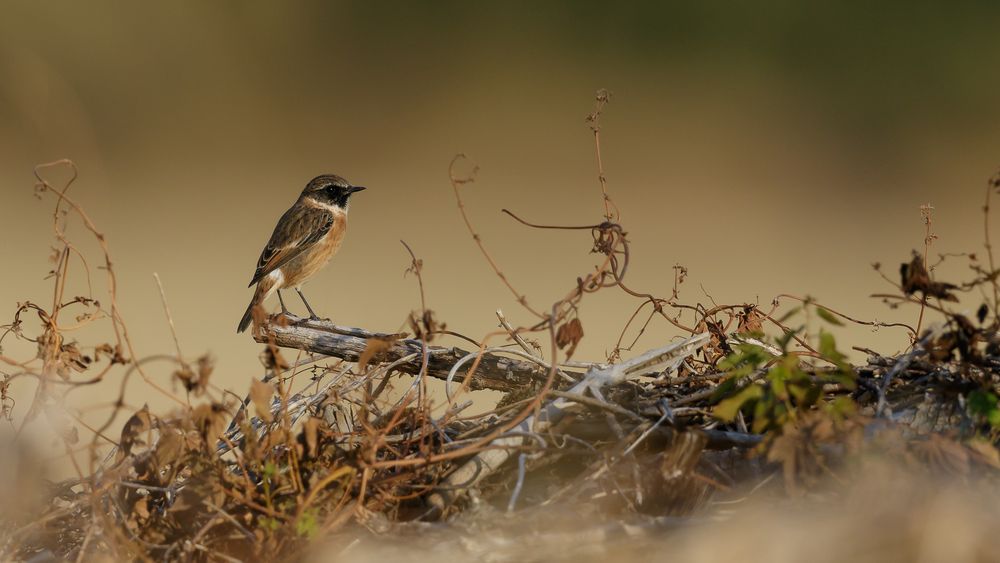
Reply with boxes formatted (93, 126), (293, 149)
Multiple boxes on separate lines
(253, 315), (553, 393)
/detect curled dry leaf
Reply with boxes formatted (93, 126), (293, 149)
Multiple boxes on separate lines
(172, 354), (215, 395)
(262, 345), (289, 372)
(736, 305), (764, 334)
(94, 343), (115, 361)
(250, 379), (276, 423)
(701, 319), (731, 364)
(37, 331), (91, 380)
(900, 252), (958, 302)
(928, 314), (981, 363)
(556, 317), (584, 358)
(191, 403), (228, 446)
(133, 497), (150, 521)
(304, 416), (320, 457)
(119, 405), (152, 459)
(358, 337), (393, 373)
(408, 309), (446, 342)
(56, 342), (90, 379)
(154, 426), (185, 468)
(172, 364), (195, 392)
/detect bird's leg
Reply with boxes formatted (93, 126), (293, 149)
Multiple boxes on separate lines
(295, 288), (321, 320)
(276, 289), (290, 315)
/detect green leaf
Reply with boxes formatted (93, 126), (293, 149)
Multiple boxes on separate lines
(263, 461), (278, 479)
(752, 399), (772, 433)
(989, 409), (1000, 428)
(718, 344), (772, 372)
(815, 307), (844, 326)
(776, 306), (802, 324)
(258, 516), (281, 532)
(968, 390), (999, 417)
(776, 328), (800, 352)
(770, 363), (790, 399)
(709, 376), (740, 402)
(832, 373), (858, 391)
(818, 331), (838, 359)
(296, 510), (318, 538)
(827, 396), (857, 418)
(788, 383), (808, 403)
(714, 384), (764, 421)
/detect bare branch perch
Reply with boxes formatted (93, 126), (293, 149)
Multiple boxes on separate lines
(254, 315), (553, 392)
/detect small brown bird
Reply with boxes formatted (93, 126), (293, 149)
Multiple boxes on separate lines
(237, 174), (366, 333)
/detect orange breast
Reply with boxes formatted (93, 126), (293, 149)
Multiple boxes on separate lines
(280, 214), (347, 288)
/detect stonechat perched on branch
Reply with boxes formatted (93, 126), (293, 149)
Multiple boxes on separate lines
(237, 174), (366, 333)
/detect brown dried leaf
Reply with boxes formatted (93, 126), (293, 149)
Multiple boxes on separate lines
(737, 305), (764, 334)
(173, 355), (215, 395)
(304, 417), (320, 457)
(110, 344), (128, 365)
(133, 497), (150, 521)
(119, 405), (152, 458)
(56, 342), (90, 378)
(154, 427), (185, 468)
(358, 338), (393, 373)
(197, 354), (214, 382)
(556, 318), (584, 358)
(37, 332), (91, 380)
(900, 252), (958, 302)
(261, 345), (289, 372)
(94, 343), (115, 361)
(192, 402), (228, 446)
(250, 379), (275, 423)
(407, 309), (446, 342)
(172, 365), (196, 392)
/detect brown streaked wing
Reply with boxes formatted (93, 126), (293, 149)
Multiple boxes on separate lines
(248, 204), (334, 287)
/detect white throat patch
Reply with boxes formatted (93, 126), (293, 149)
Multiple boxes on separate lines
(304, 197), (347, 215)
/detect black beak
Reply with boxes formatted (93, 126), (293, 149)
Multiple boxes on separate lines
(348, 185), (366, 194)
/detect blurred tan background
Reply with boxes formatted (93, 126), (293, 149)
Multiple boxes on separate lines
(2, 2), (1000, 449)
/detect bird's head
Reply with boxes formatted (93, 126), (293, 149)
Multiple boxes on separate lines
(301, 174), (366, 210)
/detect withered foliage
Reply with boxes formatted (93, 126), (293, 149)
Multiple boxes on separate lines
(555, 317), (584, 358)
(4, 115), (1000, 562)
(900, 251), (960, 302)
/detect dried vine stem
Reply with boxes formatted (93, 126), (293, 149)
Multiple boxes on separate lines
(449, 154), (545, 319)
(23, 161), (186, 477)
(915, 204), (936, 338)
(985, 169), (1000, 326)
(587, 88), (619, 222)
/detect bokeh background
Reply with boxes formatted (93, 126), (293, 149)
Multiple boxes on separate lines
(2, 2), (1000, 454)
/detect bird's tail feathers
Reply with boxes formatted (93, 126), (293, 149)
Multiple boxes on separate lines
(237, 281), (272, 333)
(237, 300), (256, 334)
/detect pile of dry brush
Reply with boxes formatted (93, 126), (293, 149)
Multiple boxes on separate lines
(4, 94), (1000, 562)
